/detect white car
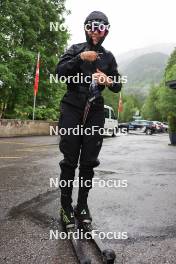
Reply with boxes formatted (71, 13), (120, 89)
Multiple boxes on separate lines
(104, 105), (118, 136)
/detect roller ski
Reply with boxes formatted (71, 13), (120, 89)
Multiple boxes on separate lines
(74, 205), (116, 264)
(60, 206), (91, 264)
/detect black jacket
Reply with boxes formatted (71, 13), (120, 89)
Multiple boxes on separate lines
(56, 42), (122, 109)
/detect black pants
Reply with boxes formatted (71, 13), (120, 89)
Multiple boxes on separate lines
(58, 100), (105, 206)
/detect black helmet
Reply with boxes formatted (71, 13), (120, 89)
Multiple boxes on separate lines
(84, 11), (110, 49)
(84, 11), (109, 25)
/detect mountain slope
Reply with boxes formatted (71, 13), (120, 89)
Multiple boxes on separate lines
(117, 43), (175, 71)
(121, 52), (168, 96)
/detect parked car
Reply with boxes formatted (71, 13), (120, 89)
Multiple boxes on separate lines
(128, 120), (156, 135)
(118, 122), (129, 132)
(152, 121), (164, 132)
(161, 122), (168, 132)
(118, 120), (156, 135)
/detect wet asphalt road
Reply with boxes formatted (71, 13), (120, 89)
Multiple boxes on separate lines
(0, 133), (176, 264)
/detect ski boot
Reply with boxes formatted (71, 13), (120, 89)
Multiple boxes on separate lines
(60, 205), (75, 229)
(75, 204), (92, 224)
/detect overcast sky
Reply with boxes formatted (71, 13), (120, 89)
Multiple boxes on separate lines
(65, 0), (176, 55)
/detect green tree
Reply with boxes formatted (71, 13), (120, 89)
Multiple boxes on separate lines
(142, 85), (162, 120)
(165, 48), (176, 82)
(103, 87), (142, 122)
(142, 47), (176, 121)
(157, 48), (176, 121)
(0, 0), (69, 120)
(119, 95), (139, 122)
(157, 84), (176, 121)
(103, 88), (119, 116)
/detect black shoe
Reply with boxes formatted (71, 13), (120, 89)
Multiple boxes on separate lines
(74, 204), (92, 224)
(60, 206), (75, 229)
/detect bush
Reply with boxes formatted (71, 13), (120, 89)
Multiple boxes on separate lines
(168, 112), (176, 133)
